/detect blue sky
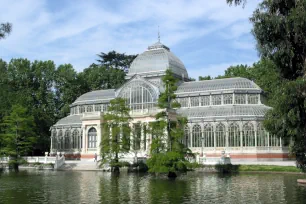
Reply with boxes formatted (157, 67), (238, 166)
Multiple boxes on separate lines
(0, 0), (261, 79)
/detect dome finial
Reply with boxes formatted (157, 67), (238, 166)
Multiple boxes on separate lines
(158, 26), (160, 42)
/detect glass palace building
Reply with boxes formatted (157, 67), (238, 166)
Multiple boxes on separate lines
(50, 41), (289, 161)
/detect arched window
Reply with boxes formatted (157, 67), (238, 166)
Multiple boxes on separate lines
(65, 130), (71, 149)
(58, 130), (63, 150)
(216, 123), (226, 147)
(118, 80), (158, 112)
(257, 123), (267, 146)
(72, 129), (79, 149)
(243, 123), (255, 147)
(212, 95), (222, 105)
(88, 127), (97, 148)
(223, 94), (233, 104)
(190, 97), (199, 107)
(95, 104), (101, 112)
(183, 126), (190, 147)
(192, 124), (201, 147)
(79, 106), (85, 113)
(203, 124), (214, 147)
(229, 123), (240, 147)
(235, 94), (246, 104)
(87, 105), (93, 112)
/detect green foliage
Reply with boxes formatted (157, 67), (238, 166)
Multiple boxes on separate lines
(158, 69), (180, 109)
(227, 0), (306, 172)
(147, 151), (187, 173)
(0, 105), (36, 157)
(100, 98), (131, 171)
(0, 22), (12, 40)
(96, 50), (137, 72)
(147, 69), (190, 176)
(198, 75), (212, 81)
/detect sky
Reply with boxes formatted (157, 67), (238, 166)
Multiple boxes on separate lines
(0, 0), (261, 79)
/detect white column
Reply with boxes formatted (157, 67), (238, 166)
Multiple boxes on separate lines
(82, 126), (86, 153)
(233, 93), (235, 104)
(258, 94), (261, 104)
(50, 136), (53, 152)
(280, 137), (282, 147)
(246, 94), (248, 104)
(209, 94), (212, 106)
(267, 132), (270, 147)
(213, 124), (216, 150)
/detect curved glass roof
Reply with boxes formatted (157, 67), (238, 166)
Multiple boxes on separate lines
(72, 89), (115, 105)
(176, 77), (261, 94)
(54, 115), (82, 126)
(177, 105), (270, 119)
(128, 41), (188, 78)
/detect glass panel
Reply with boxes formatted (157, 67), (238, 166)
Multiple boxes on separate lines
(88, 128), (97, 148)
(216, 123), (225, 147)
(190, 97), (199, 107)
(212, 95), (221, 105)
(223, 94), (233, 105)
(229, 123), (240, 147)
(178, 98), (189, 107)
(242, 123), (255, 146)
(200, 96), (210, 106)
(257, 123), (267, 146)
(248, 94), (258, 104)
(95, 104), (101, 112)
(192, 124), (201, 147)
(235, 94), (246, 104)
(87, 105), (93, 112)
(203, 124), (214, 147)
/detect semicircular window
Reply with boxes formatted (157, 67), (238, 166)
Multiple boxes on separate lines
(118, 80), (158, 112)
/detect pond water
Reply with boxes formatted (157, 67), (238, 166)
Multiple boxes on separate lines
(0, 170), (306, 204)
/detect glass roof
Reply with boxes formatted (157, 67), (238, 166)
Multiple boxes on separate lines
(177, 105), (270, 119)
(54, 115), (82, 126)
(176, 77), (261, 94)
(73, 89), (115, 104)
(128, 41), (188, 78)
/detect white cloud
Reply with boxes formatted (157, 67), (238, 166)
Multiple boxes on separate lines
(0, 0), (260, 77)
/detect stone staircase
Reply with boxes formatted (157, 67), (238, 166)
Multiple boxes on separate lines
(59, 159), (101, 171)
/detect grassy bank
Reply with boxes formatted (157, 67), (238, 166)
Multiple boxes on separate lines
(237, 165), (301, 173)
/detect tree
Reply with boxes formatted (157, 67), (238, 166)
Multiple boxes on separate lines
(96, 51), (137, 72)
(0, 22), (12, 40)
(147, 69), (191, 178)
(100, 98), (131, 173)
(79, 64), (126, 91)
(0, 105), (36, 170)
(227, 0), (306, 171)
(199, 75), (212, 81)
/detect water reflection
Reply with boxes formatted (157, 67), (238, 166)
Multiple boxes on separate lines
(0, 170), (306, 204)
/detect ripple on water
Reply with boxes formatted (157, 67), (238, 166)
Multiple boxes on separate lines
(0, 170), (306, 204)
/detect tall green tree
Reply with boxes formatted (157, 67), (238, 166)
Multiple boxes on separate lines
(227, 0), (306, 171)
(100, 98), (131, 172)
(0, 105), (36, 170)
(147, 69), (191, 178)
(0, 22), (12, 40)
(96, 51), (137, 72)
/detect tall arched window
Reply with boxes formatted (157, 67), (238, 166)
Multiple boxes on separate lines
(229, 123), (240, 147)
(243, 123), (255, 147)
(203, 124), (214, 147)
(58, 130), (63, 150)
(72, 129), (79, 149)
(183, 126), (190, 147)
(118, 80), (158, 112)
(88, 127), (97, 148)
(257, 123), (267, 146)
(65, 130), (71, 149)
(87, 105), (93, 112)
(192, 124), (201, 147)
(216, 123), (226, 147)
(95, 104), (101, 112)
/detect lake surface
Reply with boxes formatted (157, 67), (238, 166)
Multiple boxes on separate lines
(0, 170), (306, 204)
